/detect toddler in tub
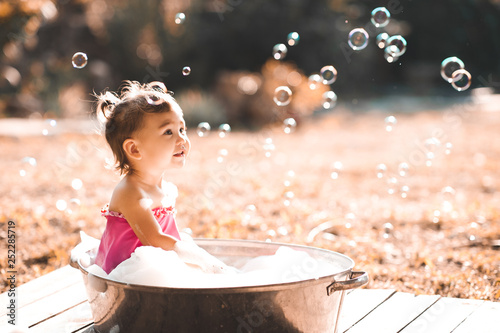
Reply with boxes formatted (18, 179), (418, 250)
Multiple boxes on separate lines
(93, 80), (230, 275)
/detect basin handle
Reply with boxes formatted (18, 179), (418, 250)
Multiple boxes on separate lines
(326, 271), (368, 296)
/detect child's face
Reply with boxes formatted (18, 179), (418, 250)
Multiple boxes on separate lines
(134, 105), (190, 172)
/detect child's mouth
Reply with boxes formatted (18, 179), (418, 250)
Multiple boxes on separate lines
(173, 151), (185, 157)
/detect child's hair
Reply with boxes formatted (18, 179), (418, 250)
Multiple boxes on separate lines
(94, 80), (179, 175)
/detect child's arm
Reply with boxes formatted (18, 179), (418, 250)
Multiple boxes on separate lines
(114, 188), (231, 273)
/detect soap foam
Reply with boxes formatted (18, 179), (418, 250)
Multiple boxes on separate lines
(84, 243), (344, 289)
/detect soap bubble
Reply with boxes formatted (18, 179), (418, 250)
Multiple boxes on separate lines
(385, 35), (407, 57)
(376, 32), (390, 49)
(71, 178), (83, 190)
(371, 7), (391, 28)
(283, 191), (294, 207)
(451, 69), (472, 92)
(19, 157), (37, 177)
(330, 161), (343, 180)
(322, 91), (337, 109)
(72, 52), (88, 69)
(284, 170), (295, 187)
(424, 137), (441, 166)
(308, 74), (322, 90)
(272, 43), (288, 60)
(67, 198), (81, 215)
(273, 86), (292, 106)
(376, 163), (387, 179)
(56, 199), (67, 211)
(348, 28), (369, 51)
(182, 66), (191, 76)
(444, 142), (453, 155)
(320, 65), (338, 85)
(196, 122), (211, 137)
(400, 185), (410, 199)
(441, 186), (456, 202)
(263, 137), (275, 158)
(384, 49), (399, 63)
(283, 118), (297, 134)
(42, 119), (57, 136)
(217, 149), (228, 163)
(398, 162), (409, 177)
(384, 115), (397, 132)
(242, 204), (257, 226)
(218, 123), (231, 138)
(387, 177), (398, 195)
(287, 32), (300, 46)
(174, 12), (186, 24)
(440, 57), (465, 83)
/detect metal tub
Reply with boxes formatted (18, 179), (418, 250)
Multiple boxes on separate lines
(72, 239), (368, 333)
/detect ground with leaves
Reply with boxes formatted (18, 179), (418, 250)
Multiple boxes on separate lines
(1, 106), (499, 301)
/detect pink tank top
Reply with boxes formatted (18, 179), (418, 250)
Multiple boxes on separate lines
(95, 205), (181, 274)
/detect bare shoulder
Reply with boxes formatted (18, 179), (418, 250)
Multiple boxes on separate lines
(108, 176), (143, 213)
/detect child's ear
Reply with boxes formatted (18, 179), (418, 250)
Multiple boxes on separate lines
(123, 139), (142, 160)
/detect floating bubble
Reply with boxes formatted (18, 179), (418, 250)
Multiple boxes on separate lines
(308, 74), (322, 90)
(217, 149), (228, 163)
(174, 12), (186, 25)
(400, 185), (410, 199)
(444, 142), (453, 155)
(376, 163), (387, 179)
(441, 186), (456, 202)
(146, 94), (163, 106)
(67, 198), (81, 215)
(42, 119), (57, 136)
(451, 69), (472, 92)
(273, 86), (292, 106)
(322, 91), (337, 109)
(344, 213), (356, 229)
(385, 35), (407, 57)
(56, 199), (67, 211)
(242, 204), (257, 226)
(72, 52), (88, 69)
(376, 32), (390, 49)
(196, 122), (211, 137)
(320, 65), (338, 85)
(20, 157), (37, 177)
(387, 177), (398, 195)
(283, 191), (294, 207)
(384, 48), (399, 63)
(218, 123), (231, 138)
(283, 118), (297, 134)
(384, 115), (397, 132)
(272, 43), (288, 60)
(330, 161), (343, 180)
(348, 28), (369, 51)
(284, 170), (295, 187)
(277, 226), (289, 236)
(382, 222), (394, 239)
(287, 32), (300, 46)
(263, 137), (275, 158)
(440, 57), (465, 83)
(371, 7), (391, 28)
(182, 66), (191, 76)
(424, 137), (441, 166)
(71, 178), (83, 190)
(398, 162), (409, 177)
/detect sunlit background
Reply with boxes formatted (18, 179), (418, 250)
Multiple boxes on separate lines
(1, 0), (500, 300)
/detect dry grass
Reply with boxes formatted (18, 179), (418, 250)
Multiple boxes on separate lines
(1, 106), (499, 301)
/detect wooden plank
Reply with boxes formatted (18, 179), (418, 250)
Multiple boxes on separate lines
(0, 265), (83, 316)
(28, 301), (93, 333)
(338, 289), (396, 332)
(0, 282), (88, 330)
(344, 292), (441, 333)
(399, 297), (484, 333)
(452, 300), (500, 333)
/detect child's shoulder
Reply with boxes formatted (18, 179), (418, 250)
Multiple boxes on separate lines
(160, 180), (178, 208)
(108, 177), (143, 211)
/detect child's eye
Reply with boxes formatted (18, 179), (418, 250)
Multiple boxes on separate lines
(164, 129), (173, 135)
(180, 127), (186, 134)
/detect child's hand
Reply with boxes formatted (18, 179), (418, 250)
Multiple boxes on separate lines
(174, 240), (235, 274)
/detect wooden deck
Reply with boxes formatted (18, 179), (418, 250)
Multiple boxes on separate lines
(1, 265), (498, 332)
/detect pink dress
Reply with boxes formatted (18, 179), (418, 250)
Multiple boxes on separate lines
(95, 205), (181, 274)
